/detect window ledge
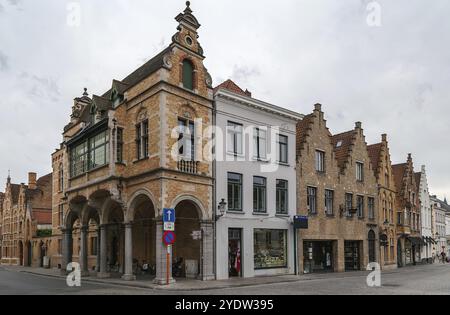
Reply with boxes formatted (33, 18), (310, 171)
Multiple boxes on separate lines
(275, 213), (290, 218)
(133, 157), (149, 164)
(252, 157), (270, 163)
(277, 162), (290, 167)
(226, 152), (245, 158)
(115, 162), (126, 166)
(253, 212), (269, 216)
(227, 211), (245, 215)
(326, 214), (335, 218)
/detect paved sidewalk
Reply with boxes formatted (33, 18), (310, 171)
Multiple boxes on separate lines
(4, 266), (305, 291)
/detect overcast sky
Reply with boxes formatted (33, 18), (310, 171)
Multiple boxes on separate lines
(0, 0), (449, 198)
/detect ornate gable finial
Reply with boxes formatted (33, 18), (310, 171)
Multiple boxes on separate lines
(7, 169), (11, 185)
(175, 1), (201, 31)
(83, 88), (89, 97)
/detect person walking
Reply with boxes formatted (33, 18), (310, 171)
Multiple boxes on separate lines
(441, 251), (446, 264)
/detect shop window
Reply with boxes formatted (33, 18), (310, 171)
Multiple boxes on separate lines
(254, 229), (287, 269)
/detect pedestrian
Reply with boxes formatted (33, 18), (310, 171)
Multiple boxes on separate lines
(441, 251), (446, 264)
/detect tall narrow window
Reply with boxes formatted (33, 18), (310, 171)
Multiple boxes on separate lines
(227, 121), (243, 155)
(116, 127), (124, 163)
(307, 187), (317, 214)
(178, 118), (195, 161)
(345, 193), (353, 217)
(58, 163), (64, 192)
(356, 162), (364, 182)
(276, 180), (288, 214)
(277, 135), (288, 164)
(253, 177), (267, 213)
(357, 196), (364, 218)
(253, 128), (267, 160)
(228, 173), (243, 212)
(325, 189), (334, 215)
(136, 120), (149, 160)
(368, 197), (375, 220)
(59, 204), (64, 227)
(182, 59), (194, 90)
(315, 150), (325, 172)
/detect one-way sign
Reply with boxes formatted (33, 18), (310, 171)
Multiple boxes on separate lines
(163, 208), (176, 223)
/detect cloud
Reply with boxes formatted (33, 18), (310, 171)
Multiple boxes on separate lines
(0, 0), (449, 199)
(0, 51), (8, 71)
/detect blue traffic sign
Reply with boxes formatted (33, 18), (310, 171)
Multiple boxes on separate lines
(163, 208), (176, 223)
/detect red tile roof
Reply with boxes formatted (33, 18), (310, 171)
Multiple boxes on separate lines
(32, 209), (52, 225)
(367, 143), (382, 177)
(332, 130), (356, 170)
(214, 79), (252, 97)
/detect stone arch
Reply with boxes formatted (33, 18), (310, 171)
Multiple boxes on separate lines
(170, 194), (207, 220)
(126, 189), (159, 223)
(65, 209), (80, 230)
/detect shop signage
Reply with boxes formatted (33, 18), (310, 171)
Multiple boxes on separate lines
(294, 216), (309, 229)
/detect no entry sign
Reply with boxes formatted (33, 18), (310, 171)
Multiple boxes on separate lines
(163, 231), (176, 246)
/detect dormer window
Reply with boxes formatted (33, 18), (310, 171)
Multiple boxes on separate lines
(111, 90), (124, 108)
(182, 59), (194, 90)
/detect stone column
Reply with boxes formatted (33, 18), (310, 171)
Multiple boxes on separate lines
(60, 228), (72, 275)
(96, 228), (101, 272)
(97, 225), (110, 278)
(122, 223), (136, 281)
(199, 220), (215, 281)
(336, 239), (345, 272)
(154, 221), (175, 285)
(79, 226), (89, 277)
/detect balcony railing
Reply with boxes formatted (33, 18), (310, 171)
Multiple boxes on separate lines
(177, 160), (199, 174)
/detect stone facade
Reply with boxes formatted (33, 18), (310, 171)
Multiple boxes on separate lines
(392, 155), (422, 267)
(0, 173), (53, 266)
(296, 104), (379, 274)
(367, 134), (398, 270)
(51, 2), (214, 283)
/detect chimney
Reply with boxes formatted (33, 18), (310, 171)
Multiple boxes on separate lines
(408, 153), (412, 161)
(422, 165), (426, 173)
(244, 89), (252, 98)
(382, 134), (387, 142)
(355, 121), (362, 129)
(28, 172), (37, 190)
(314, 103), (322, 112)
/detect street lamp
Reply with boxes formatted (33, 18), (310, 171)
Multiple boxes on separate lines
(216, 199), (227, 220)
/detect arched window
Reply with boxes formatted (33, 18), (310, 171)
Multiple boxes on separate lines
(182, 59), (194, 90)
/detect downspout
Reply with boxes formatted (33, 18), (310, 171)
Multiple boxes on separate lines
(212, 95), (217, 279)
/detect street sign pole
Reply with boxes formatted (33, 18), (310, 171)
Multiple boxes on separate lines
(166, 245), (171, 285)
